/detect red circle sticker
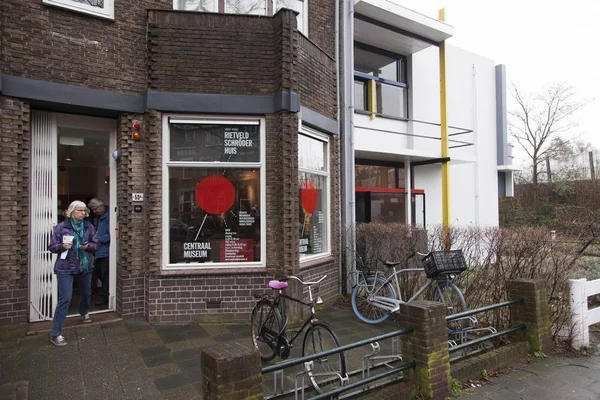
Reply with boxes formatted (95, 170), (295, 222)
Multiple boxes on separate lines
(301, 180), (318, 214)
(195, 176), (235, 214)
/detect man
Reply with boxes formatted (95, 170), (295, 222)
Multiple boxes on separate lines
(88, 198), (110, 306)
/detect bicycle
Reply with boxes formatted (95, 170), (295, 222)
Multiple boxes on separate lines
(351, 250), (468, 331)
(250, 274), (347, 393)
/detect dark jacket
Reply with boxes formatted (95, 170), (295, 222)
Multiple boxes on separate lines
(48, 219), (99, 274)
(94, 209), (110, 258)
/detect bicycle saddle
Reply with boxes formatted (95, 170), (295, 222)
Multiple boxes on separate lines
(269, 280), (288, 289)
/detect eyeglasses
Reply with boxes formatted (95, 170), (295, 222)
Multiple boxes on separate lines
(75, 209), (87, 212)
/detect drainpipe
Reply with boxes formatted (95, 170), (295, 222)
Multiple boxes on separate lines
(335, 0), (342, 294)
(341, 0), (356, 294)
(472, 64), (480, 226)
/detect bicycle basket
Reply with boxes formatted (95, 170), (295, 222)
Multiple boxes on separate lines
(421, 250), (467, 279)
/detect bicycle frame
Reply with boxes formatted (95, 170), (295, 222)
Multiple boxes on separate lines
(358, 267), (449, 313)
(272, 280), (321, 346)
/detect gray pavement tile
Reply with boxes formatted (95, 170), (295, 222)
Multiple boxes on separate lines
(130, 330), (163, 349)
(553, 366), (596, 387)
(165, 340), (195, 353)
(140, 345), (170, 358)
(154, 372), (192, 391)
(551, 385), (599, 400)
(182, 326), (209, 340)
(483, 388), (526, 400)
(155, 326), (188, 343)
(148, 363), (183, 380)
(522, 374), (570, 391)
(124, 318), (154, 332)
(171, 348), (203, 362)
(161, 383), (202, 400)
(177, 356), (202, 373)
(518, 384), (560, 399)
(102, 323), (133, 344)
(121, 381), (163, 400)
(82, 377), (124, 400)
(189, 336), (216, 348)
(584, 380), (600, 394)
(143, 352), (174, 368)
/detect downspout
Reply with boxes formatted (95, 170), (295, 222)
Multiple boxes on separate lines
(335, 0), (341, 295)
(341, 0), (356, 294)
(472, 64), (480, 226)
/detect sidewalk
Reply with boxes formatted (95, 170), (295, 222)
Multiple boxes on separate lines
(1, 304), (599, 400)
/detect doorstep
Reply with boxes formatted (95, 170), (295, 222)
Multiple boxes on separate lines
(26, 311), (121, 335)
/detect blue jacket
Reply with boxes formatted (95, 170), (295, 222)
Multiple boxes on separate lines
(95, 209), (110, 258)
(48, 219), (99, 274)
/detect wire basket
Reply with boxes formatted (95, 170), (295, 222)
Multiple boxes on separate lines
(421, 250), (467, 279)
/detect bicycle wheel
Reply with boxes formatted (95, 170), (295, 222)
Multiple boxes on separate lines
(302, 323), (347, 394)
(351, 277), (396, 324)
(250, 300), (284, 361)
(433, 282), (468, 332)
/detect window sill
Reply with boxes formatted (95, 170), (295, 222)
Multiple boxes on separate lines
(300, 255), (335, 271)
(158, 267), (268, 277)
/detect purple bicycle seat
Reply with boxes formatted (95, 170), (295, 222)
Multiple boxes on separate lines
(268, 280), (288, 289)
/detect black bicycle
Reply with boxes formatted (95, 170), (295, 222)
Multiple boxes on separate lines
(250, 274), (347, 393)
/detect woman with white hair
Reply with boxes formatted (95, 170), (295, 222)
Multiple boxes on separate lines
(47, 200), (99, 346)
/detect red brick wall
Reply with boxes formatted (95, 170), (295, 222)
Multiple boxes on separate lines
(147, 9), (299, 94)
(0, 0), (171, 94)
(307, 0), (336, 58)
(297, 35), (337, 119)
(0, 96), (30, 325)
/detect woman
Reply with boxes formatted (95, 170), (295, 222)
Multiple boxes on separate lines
(47, 200), (99, 346)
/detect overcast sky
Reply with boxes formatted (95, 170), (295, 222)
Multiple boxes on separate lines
(399, 0), (599, 165)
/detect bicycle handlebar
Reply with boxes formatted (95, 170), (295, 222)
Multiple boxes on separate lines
(280, 275), (327, 286)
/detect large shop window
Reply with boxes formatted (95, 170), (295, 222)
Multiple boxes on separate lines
(173, 0), (308, 34)
(163, 117), (264, 269)
(298, 131), (330, 260)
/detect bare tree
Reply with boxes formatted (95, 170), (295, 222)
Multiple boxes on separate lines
(509, 82), (587, 212)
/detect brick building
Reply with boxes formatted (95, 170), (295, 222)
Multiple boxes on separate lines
(0, 0), (340, 325)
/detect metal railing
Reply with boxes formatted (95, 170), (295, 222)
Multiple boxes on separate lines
(445, 297), (526, 354)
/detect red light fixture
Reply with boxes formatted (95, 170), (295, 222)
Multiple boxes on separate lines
(132, 119), (142, 141)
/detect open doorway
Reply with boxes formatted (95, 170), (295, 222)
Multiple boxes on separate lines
(57, 127), (111, 315)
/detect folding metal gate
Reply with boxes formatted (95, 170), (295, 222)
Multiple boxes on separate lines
(29, 111), (58, 322)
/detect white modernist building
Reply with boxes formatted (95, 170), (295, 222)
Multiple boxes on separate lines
(340, 0), (515, 234)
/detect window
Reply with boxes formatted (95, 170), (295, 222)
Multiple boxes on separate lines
(163, 117), (264, 269)
(354, 163), (424, 226)
(43, 0), (114, 20)
(173, 0), (308, 34)
(354, 43), (408, 119)
(298, 130), (329, 260)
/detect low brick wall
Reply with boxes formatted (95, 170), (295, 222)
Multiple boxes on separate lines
(451, 342), (529, 383)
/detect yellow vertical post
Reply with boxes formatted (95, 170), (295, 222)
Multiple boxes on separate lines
(368, 79), (376, 120)
(439, 8), (450, 249)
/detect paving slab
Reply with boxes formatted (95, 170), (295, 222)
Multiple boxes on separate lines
(1, 304), (600, 400)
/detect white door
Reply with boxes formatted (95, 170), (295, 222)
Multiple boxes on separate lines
(29, 112), (117, 322)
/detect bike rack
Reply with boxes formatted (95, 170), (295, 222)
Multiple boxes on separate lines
(361, 337), (403, 379)
(262, 328), (414, 400)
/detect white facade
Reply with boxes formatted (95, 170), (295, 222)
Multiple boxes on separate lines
(347, 1), (512, 229)
(411, 45), (500, 227)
